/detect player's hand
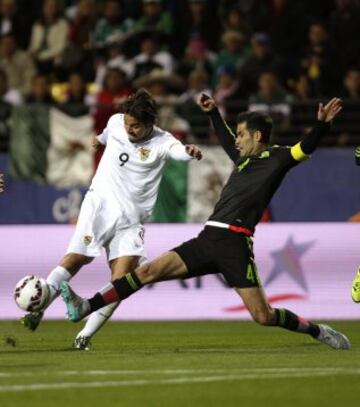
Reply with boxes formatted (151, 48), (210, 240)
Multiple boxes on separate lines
(185, 144), (203, 160)
(197, 93), (216, 112)
(0, 173), (4, 192)
(92, 136), (102, 150)
(317, 97), (342, 122)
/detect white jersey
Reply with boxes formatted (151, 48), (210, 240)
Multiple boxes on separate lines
(90, 113), (186, 223)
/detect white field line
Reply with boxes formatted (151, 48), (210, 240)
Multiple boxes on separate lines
(0, 367), (359, 378)
(1, 369), (360, 393)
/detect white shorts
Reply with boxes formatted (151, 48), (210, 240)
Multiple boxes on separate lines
(66, 190), (147, 262)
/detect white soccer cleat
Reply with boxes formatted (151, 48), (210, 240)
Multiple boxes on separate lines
(316, 324), (351, 350)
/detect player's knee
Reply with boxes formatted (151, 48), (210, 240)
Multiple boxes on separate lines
(251, 309), (273, 326)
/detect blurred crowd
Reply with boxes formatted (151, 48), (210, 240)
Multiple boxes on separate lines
(0, 0), (360, 147)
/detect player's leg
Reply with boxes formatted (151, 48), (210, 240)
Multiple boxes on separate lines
(351, 265), (360, 302)
(23, 190), (105, 331)
(22, 253), (93, 331)
(74, 255), (140, 350)
(235, 286), (350, 349)
(60, 250), (189, 321)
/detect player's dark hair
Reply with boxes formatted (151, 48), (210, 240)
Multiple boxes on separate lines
(119, 88), (158, 126)
(237, 111), (272, 144)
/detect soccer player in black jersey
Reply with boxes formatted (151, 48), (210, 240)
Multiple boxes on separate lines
(61, 95), (351, 350)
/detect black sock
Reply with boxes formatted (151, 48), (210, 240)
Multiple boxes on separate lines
(89, 293), (106, 312)
(88, 272), (143, 313)
(275, 308), (320, 338)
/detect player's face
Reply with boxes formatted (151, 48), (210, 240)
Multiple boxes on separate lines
(124, 114), (153, 143)
(235, 122), (260, 156)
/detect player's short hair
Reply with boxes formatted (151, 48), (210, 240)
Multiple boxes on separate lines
(237, 111), (272, 144)
(120, 88), (158, 126)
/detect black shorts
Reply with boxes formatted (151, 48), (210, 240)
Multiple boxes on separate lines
(172, 226), (261, 288)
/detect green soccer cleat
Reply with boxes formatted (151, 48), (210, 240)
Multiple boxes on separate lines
(60, 282), (90, 322)
(351, 267), (360, 303)
(73, 335), (92, 351)
(21, 311), (44, 331)
(315, 324), (351, 350)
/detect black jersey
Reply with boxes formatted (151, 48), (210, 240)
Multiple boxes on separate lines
(207, 109), (330, 234)
(208, 145), (298, 232)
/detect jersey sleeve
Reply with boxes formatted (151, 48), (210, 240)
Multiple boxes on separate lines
(97, 128), (108, 145)
(273, 144), (310, 167)
(208, 109), (239, 163)
(97, 113), (123, 145)
(167, 142), (192, 161)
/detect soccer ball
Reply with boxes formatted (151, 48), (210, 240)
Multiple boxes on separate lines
(14, 276), (50, 312)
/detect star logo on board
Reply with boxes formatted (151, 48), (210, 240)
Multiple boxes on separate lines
(138, 147), (151, 161)
(264, 236), (316, 292)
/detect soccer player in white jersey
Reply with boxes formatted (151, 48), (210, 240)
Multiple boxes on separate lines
(22, 89), (202, 349)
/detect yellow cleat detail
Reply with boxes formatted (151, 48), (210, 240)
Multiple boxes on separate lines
(351, 267), (360, 303)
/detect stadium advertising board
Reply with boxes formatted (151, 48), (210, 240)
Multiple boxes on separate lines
(1, 223), (359, 320)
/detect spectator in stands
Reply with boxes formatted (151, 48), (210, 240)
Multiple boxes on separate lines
(265, 0), (306, 59)
(176, 35), (215, 80)
(132, 31), (174, 78)
(95, 41), (134, 90)
(0, 68), (21, 105)
(180, 69), (211, 104)
(249, 71), (292, 128)
(58, 72), (93, 117)
(134, 0), (173, 35)
(0, 0), (32, 49)
(222, 7), (252, 39)
(249, 71), (293, 105)
(134, 68), (190, 142)
(342, 68), (360, 100)
(178, 69), (212, 141)
(0, 33), (36, 97)
(26, 74), (53, 104)
(63, 0), (97, 80)
(213, 65), (246, 123)
(241, 32), (284, 95)
(301, 22), (340, 97)
(94, 0), (133, 48)
(29, 0), (69, 76)
(289, 73), (314, 101)
(180, 0), (220, 52)
(93, 67), (132, 134)
(212, 30), (251, 86)
(329, 0), (360, 67)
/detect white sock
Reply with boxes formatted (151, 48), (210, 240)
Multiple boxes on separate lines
(45, 266), (72, 309)
(77, 301), (120, 338)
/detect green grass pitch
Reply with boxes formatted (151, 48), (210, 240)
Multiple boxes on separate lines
(0, 320), (360, 407)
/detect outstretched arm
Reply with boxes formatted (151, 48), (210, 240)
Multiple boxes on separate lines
(290, 98), (342, 161)
(168, 143), (202, 161)
(197, 94), (239, 163)
(298, 98), (341, 154)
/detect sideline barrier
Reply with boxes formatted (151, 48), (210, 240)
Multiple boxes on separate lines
(1, 223), (359, 320)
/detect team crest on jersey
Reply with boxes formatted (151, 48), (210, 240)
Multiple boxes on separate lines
(83, 235), (93, 246)
(138, 147), (151, 161)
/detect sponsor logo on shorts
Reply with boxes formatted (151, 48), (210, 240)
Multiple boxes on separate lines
(138, 147), (151, 161)
(83, 235), (93, 246)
